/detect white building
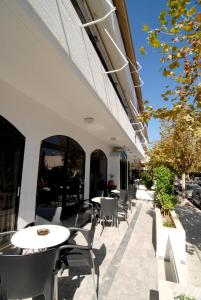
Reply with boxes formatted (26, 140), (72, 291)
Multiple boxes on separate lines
(0, 0), (147, 230)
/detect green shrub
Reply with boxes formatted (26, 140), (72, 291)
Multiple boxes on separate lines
(175, 295), (196, 300)
(154, 166), (174, 195)
(154, 166), (177, 215)
(140, 171), (153, 190)
(159, 193), (177, 216)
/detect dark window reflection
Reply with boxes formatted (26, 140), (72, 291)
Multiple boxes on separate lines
(90, 149), (107, 198)
(37, 136), (85, 210)
(120, 152), (127, 189)
(0, 116), (25, 234)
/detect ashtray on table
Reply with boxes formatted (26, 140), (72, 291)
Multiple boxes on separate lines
(37, 228), (50, 236)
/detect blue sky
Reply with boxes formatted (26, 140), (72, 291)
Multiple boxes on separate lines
(126, 0), (168, 143)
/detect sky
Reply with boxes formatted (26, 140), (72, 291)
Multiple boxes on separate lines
(126, 0), (168, 143)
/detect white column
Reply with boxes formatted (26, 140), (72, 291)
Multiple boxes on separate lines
(109, 154), (121, 190)
(84, 150), (90, 199)
(17, 137), (41, 229)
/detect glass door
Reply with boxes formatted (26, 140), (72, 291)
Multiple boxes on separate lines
(120, 156), (128, 190)
(90, 150), (107, 198)
(0, 117), (25, 232)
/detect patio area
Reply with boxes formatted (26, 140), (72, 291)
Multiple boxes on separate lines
(57, 200), (158, 300)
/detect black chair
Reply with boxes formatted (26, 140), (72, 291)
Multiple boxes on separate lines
(100, 198), (118, 228)
(0, 222), (37, 255)
(118, 189), (129, 220)
(59, 217), (98, 300)
(74, 199), (94, 227)
(0, 248), (58, 300)
(0, 231), (22, 255)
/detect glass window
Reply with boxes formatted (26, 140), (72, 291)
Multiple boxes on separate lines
(90, 150), (107, 198)
(37, 136), (85, 211)
(0, 117), (25, 234)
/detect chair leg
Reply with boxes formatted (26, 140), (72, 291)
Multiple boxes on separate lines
(90, 250), (98, 300)
(54, 274), (58, 300)
(74, 210), (80, 227)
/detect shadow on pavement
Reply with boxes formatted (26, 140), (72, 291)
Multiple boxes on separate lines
(146, 208), (156, 251)
(175, 202), (201, 251)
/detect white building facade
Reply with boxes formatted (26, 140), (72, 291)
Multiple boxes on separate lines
(0, 0), (147, 230)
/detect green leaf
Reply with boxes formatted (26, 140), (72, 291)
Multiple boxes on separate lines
(150, 38), (161, 48)
(142, 25), (149, 32)
(140, 46), (145, 55)
(169, 61), (180, 69)
(163, 69), (171, 76)
(186, 7), (196, 16)
(159, 10), (167, 25)
(162, 44), (170, 53)
(170, 28), (180, 33)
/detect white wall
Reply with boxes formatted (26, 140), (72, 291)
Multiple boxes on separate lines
(21, 0), (144, 157)
(1, 80), (119, 228)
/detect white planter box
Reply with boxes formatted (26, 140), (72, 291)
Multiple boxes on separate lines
(155, 208), (186, 286)
(136, 185), (155, 201)
(156, 208), (186, 263)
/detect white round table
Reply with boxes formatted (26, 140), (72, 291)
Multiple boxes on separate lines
(91, 196), (115, 205)
(11, 224), (70, 250)
(111, 190), (120, 194)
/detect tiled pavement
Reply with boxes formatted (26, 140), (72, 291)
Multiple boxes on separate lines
(27, 198), (201, 299)
(59, 200), (158, 300)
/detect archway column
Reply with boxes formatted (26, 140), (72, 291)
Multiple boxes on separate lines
(109, 155), (121, 190)
(17, 137), (41, 229)
(84, 150), (90, 199)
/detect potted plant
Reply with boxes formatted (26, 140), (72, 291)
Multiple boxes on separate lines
(140, 171), (153, 190)
(107, 174), (116, 193)
(154, 166), (176, 221)
(154, 166), (186, 279)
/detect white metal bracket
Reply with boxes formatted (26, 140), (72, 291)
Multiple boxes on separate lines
(127, 57), (144, 86)
(131, 122), (144, 132)
(127, 56), (142, 72)
(104, 28), (129, 74)
(80, 0), (116, 28)
(129, 99), (140, 116)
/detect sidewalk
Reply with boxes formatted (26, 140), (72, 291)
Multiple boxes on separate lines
(175, 200), (201, 288)
(100, 201), (158, 300)
(59, 200), (158, 300)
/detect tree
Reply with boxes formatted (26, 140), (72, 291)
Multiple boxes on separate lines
(148, 111), (201, 196)
(140, 0), (201, 122)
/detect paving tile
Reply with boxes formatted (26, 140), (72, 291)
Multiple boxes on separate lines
(59, 201), (159, 300)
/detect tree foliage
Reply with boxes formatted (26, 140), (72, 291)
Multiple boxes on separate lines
(141, 0), (201, 122)
(148, 111), (201, 175)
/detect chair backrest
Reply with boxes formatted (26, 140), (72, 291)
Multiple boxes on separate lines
(87, 216), (97, 248)
(100, 198), (118, 218)
(0, 248), (58, 299)
(73, 216), (97, 249)
(0, 230), (16, 244)
(120, 189), (128, 204)
(0, 231), (23, 255)
(96, 190), (104, 197)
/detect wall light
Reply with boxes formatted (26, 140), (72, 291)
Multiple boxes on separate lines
(84, 117), (95, 124)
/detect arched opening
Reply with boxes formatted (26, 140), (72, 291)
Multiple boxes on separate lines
(0, 116), (25, 232)
(90, 149), (107, 198)
(36, 135), (85, 216)
(120, 152), (128, 189)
